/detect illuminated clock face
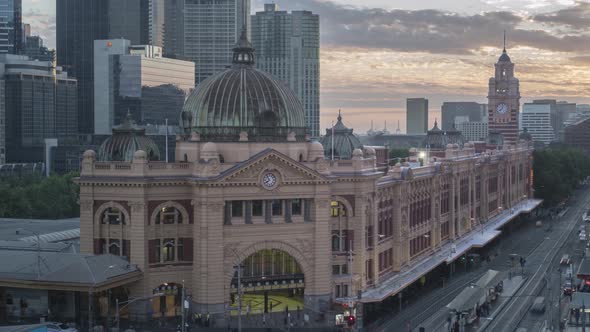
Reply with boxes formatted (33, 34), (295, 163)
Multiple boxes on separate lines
(262, 173), (277, 189)
(496, 103), (509, 114)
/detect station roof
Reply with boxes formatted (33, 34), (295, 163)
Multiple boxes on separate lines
(0, 252), (141, 292)
(0, 218), (79, 241)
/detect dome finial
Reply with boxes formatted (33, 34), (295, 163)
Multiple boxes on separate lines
(503, 29), (506, 53)
(232, 26), (255, 66)
(338, 109), (342, 122)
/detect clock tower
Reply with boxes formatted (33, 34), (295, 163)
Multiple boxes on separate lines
(488, 39), (520, 145)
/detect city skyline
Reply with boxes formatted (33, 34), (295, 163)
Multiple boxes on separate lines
(22, 0), (590, 133)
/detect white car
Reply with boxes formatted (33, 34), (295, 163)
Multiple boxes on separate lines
(46, 323), (78, 332)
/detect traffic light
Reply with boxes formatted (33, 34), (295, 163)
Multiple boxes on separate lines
(347, 315), (356, 326)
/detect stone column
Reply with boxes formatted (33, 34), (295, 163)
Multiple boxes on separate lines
(392, 186), (403, 271)
(79, 198), (94, 254)
(450, 173), (458, 239)
(192, 196), (226, 325)
(127, 199), (149, 321)
(306, 196), (332, 316)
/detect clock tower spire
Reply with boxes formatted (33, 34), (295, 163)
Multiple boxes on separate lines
(488, 33), (520, 145)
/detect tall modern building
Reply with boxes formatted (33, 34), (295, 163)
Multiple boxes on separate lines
(23, 35), (54, 62)
(487, 45), (520, 145)
(94, 40), (194, 135)
(0, 80), (4, 164)
(251, 4), (320, 137)
(455, 116), (488, 142)
(406, 98), (428, 134)
(149, 0), (165, 47)
(520, 103), (556, 146)
(163, 0), (250, 84)
(441, 102), (486, 131)
(56, 0), (149, 134)
(0, 0), (22, 54)
(0, 54), (77, 162)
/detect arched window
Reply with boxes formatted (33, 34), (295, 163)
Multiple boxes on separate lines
(163, 239), (175, 262)
(101, 207), (126, 225)
(156, 207), (183, 224)
(109, 239), (120, 255)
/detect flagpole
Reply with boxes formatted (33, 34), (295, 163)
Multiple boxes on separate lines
(331, 121), (335, 161)
(165, 118), (169, 163)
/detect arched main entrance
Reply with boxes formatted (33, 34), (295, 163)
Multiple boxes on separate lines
(152, 283), (183, 319)
(229, 249), (305, 315)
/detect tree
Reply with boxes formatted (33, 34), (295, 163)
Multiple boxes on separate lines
(533, 148), (590, 206)
(389, 148), (410, 165)
(0, 172), (80, 219)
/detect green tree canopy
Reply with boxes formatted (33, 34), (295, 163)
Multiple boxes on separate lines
(0, 172), (80, 219)
(533, 148), (590, 206)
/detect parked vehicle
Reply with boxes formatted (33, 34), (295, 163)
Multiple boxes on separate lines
(531, 297), (546, 313)
(560, 254), (571, 265)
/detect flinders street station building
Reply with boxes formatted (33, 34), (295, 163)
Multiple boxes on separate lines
(77, 33), (539, 328)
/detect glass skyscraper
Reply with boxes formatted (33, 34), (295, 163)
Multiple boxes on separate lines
(251, 4), (320, 137)
(56, 0), (149, 135)
(164, 0), (250, 85)
(0, 0), (22, 54)
(1, 55), (77, 162)
(94, 41), (194, 135)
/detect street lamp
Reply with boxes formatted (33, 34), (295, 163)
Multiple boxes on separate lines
(115, 292), (164, 331)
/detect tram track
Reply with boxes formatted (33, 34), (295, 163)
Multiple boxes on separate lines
(482, 189), (590, 332)
(373, 204), (550, 332)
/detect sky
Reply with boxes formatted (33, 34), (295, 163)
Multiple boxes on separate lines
(23, 0), (590, 133)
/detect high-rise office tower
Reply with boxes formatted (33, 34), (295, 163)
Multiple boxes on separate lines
(0, 80), (4, 164)
(441, 102), (486, 131)
(251, 4), (320, 137)
(163, 0), (250, 84)
(488, 41), (520, 145)
(23, 35), (54, 62)
(1, 54), (77, 162)
(406, 98), (429, 134)
(149, 0), (165, 47)
(520, 103), (556, 146)
(0, 0), (22, 54)
(56, 0), (149, 134)
(93, 40), (194, 135)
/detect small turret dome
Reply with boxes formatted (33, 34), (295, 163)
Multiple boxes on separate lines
(98, 113), (160, 162)
(320, 111), (362, 159)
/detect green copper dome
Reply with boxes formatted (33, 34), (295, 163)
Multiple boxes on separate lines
(423, 120), (465, 149)
(320, 111), (362, 160)
(98, 113), (160, 162)
(180, 30), (307, 142)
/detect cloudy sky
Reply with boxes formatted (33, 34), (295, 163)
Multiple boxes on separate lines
(24, 0), (590, 133)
